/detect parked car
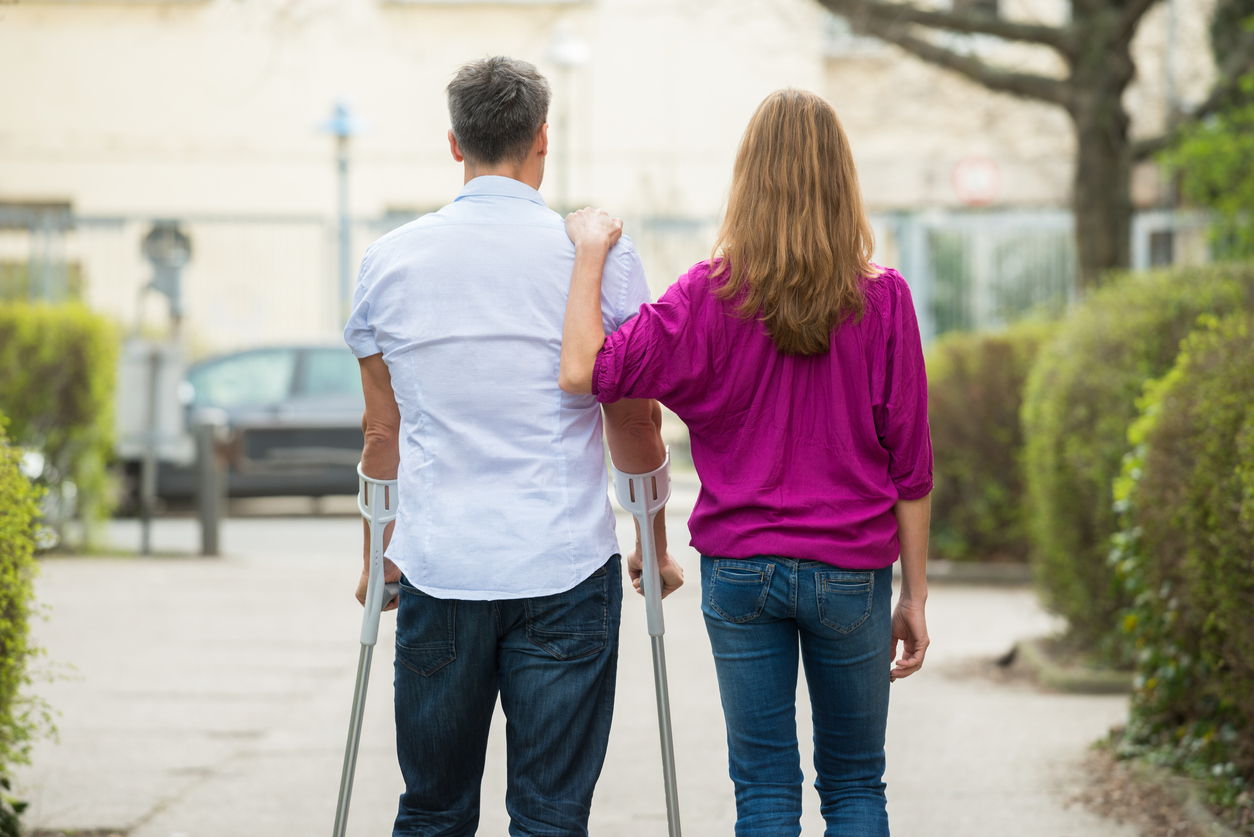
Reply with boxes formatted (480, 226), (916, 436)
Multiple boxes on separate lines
(126, 345), (366, 504)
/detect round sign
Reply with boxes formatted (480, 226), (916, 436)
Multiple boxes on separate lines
(951, 156), (1001, 207)
(142, 222), (192, 270)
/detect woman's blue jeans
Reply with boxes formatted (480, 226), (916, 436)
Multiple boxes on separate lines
(701, 556), (893, 837)
(391, 556), (621, 837)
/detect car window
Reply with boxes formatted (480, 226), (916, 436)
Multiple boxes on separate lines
(299, 348), (362, 397)
(187, 349), (297, 408)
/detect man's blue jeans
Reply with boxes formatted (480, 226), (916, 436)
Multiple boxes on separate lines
(392, 555), (622, 837)
(701, 556), (893, 837)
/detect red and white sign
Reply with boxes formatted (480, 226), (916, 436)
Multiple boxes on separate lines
(951, 156), (1002, 207)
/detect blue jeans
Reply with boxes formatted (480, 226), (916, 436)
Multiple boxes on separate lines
(701, 556), (893, 837)
(392, 555), (622, 837)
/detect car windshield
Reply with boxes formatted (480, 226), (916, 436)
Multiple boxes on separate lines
(299, 348), (362, 397)
(188, 349), (297, 408)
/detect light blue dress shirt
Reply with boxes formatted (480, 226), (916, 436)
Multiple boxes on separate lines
(344, 176), (651, 600)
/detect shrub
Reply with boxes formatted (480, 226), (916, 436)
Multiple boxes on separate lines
(926, 319), (1055, 562)
(1111, 314), (1254, 830)
(0, 303), (118, 548)
(1021, 263), (1254, 658)
(0, 415), (44, 833)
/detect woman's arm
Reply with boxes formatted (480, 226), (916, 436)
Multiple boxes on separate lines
(890, 494), (930, 681)
(559, 208), (623, 395)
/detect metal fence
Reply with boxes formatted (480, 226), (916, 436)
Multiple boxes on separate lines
(886, 209), (1078, 343)
(0, 203), (1216, 352)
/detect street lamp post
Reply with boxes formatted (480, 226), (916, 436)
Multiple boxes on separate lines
(547, 22), (590, 213)
(319, 101), (368, 325)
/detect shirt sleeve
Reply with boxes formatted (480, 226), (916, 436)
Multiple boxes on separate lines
(343, 249), (381, 358)
(592, 277), (699, 406)
(603, 237), (652, 333)
(873, 271), (933, 500)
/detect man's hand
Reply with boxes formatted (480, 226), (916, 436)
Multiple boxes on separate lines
(565, 207), (623, 253)
(626, 546), (684, 598)
(889, 598), (929, 681)
(357, 557), (403, 612)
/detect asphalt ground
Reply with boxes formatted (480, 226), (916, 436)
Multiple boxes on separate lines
(15, 475), (1135, 836)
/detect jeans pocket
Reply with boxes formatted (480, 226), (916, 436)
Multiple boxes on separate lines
(525, 564), (610, 661)
(815, 571), (875, 634)
(395, 581), (457, 677)
(707, 560), (774, 624)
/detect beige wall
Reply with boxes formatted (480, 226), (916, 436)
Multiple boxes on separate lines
(0, 0), (824, 219)
(0, 0), (1217, 352)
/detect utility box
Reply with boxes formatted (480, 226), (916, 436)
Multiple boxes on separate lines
(115, 338), (193, 465)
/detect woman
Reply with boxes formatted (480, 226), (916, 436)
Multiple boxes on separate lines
(559, 89), (930, 836)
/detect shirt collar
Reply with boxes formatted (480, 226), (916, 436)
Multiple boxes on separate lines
(455, 175), (549, 207)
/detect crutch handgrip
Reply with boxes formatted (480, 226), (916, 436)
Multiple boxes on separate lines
(610, 448), (671, 637)
(357, 463), (399, 647)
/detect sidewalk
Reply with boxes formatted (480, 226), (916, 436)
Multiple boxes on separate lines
(16, 480), (1135, 836)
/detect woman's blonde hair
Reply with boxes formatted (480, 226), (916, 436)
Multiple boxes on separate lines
(711, 89), (878, 356)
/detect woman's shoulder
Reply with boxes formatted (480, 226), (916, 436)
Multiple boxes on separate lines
(655, 259), (719, 306)
(862, 265), (911, 314)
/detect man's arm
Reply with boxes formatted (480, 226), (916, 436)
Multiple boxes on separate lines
(603, 397), (682, 597)
(358, 353), (404, 611)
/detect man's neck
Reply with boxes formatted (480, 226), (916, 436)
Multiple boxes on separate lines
(464, 163), (542, 191)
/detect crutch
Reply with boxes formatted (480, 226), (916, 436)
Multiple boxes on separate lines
(611, 448), (681, 837)
(332, 463), (401, 837)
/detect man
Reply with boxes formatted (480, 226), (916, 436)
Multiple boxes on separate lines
(343, 56), (679, 836)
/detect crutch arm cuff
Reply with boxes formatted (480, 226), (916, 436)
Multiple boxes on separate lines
(609, 447), (671, 516)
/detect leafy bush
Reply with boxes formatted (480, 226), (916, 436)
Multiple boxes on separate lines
(1111, 314), (1254, 831)
(926, 319), (1055, 562)
(0, 303), (118, 548)
(0, 415), (43, 834)
(1021, 263), (1254, 657)
(1163, 76), (1254, 261)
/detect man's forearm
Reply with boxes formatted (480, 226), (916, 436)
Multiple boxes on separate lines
(893, 495), (931, 604)
(603, 399), (668, 553)
(358, 353), (402, 570)
(361, 433), (400, 569)
(604, 399), (665, 473)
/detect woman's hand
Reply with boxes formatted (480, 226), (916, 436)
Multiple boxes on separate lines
(890, 598), (929, 681)
(565, 208), (623, 253)
(627, 547), (684, 598)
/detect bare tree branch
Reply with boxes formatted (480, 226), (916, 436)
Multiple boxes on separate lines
(838, 18), (1073, 104)
(1110, 0), (1161, 50)
(818, 0), (1077, 57)
(1132, 30), (1254, 160)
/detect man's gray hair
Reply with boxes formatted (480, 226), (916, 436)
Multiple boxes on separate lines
(447, 57), (551, 167)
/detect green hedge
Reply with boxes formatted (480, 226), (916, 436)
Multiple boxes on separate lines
(1112, 313), (1254, 830)
(0, 416), (42, 832)
(1021, 264), (1254, 657)
(0, 303), (118, 548)
(926, 319), (1055, 562)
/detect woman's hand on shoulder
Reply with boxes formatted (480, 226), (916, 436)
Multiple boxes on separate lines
(889, 597), (929, 682)
(565, 207), (623, 254)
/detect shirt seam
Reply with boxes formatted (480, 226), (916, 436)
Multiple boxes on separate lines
(614, 246), (633, 325)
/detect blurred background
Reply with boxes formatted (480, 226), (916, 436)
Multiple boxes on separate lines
(2, 0), (1253, 834)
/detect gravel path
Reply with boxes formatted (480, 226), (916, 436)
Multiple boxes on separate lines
(16, 479), (1135, 836)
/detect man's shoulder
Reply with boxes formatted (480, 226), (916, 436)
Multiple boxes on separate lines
(368, 207), (455, 251)
(606, 233), (642, 268)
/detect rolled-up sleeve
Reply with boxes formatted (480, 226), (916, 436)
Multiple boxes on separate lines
(874, 273), (933, 499)
(343, 250), (381, 358)
(592, 280), (698, 405)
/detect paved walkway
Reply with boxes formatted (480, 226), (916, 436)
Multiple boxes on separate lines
(16, 478), (1135, 836)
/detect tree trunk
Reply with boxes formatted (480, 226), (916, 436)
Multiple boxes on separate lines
(1069, 87), (1134, 289)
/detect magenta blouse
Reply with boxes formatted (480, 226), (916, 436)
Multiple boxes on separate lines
(592, 261), (932, 570)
